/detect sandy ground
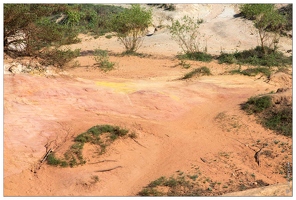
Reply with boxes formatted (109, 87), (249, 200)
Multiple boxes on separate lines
(3, 4), (292, 196)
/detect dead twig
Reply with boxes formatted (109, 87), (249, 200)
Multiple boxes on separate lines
(89, 160), (117, 164)
(132, 138), (147, 148)
(95, 166), (122, 172)
(40, 148), (53, 163)
(254, 146), (265, 167)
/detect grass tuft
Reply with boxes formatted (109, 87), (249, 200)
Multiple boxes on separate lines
(180, 66), (211, 80)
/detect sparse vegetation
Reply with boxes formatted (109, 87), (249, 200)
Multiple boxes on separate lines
(219, 46), (292, 67)
(180, 66), (211, 80)
(138, 168), (269, 196)
(47, 124), (129, 167)
(179, 60), (191, 69)
(148, 4), (176, 11)
(93, 48), (115, 71)
(229, 66), (271, 77)
(241, 95), (272, 114)
(178, 52), (213, 62)
(168, 15), (212, 62)
(241, 95), (292, 136)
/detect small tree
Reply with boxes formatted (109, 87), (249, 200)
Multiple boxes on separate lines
(109, 4), (152, 53)
(168, 15), (204, 54)
(240, 4), (286, 54)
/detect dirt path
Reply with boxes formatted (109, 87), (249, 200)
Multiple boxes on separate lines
(3, 4), (292, 196)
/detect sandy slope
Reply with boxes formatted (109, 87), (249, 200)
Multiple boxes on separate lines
(3, 4), (292, 196)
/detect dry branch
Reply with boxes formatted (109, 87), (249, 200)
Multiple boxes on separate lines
(95, 166), (122, 172)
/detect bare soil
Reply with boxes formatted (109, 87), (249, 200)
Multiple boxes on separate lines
(3, 4), (292, 196)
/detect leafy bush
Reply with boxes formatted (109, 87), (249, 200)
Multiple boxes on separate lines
(263, 108), (292, 137)
(93, 48), (115, 71)
(168, 15), (205, 54)
(240, 4), (274, 20)
(241, 95), (272, 114)
(109, 4), (152, 53)
(218, 46), (292, 67)
(47, 153), (68, 167)
(39, 48), (80, 68)
(180, 66), (211, 80)
(4, 4), (80, 59)
(278, 4), (292, 32)
(178, 52), (213, 62)
(230, 66), (271, 77)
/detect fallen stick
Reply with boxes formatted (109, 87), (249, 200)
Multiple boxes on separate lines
(132, 138), (147, 148)
(40, 148), (53, 163)
(95, 166), (122, 172)
(89, 160), (117, 164)
(254, 147), (264, 166)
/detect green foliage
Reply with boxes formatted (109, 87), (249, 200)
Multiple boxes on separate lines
(47, 125), (129, 168)
(47, 153), (68, 167)
(264, 108), (292, 137)
(180, 66), (211, 80)
(148, 177), (166, 187)
(239, 4), (287, 54)
(168, 15), (205, 54)
(278, 4), (292, 32)
(241, 95), (292, 137)
(39, 48), (80, 68)
(218, 46), (292, 67)
(241, 95), (272, 114)
(47, 153), (62, 166)
(178, 52), (213, 62)
(218, 53), (237, 64)
(230, 66), (271, 77)
(138, 188), (164, 196)
(93, 48), (115, 71)
(61, 4), (126, 35)
(4, 4), (80, 59)
(148, 4), (176, 11)
(240, 4), (274, 20)
(110, 4), (152, 53)
(179, 60), (191, 69)
(128, 132), (137, 139)
(138, 174), (193, 196)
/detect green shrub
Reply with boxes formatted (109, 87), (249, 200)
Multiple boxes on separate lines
(239, 4), (286, 54)
(168, 15), (205, 54)
(74, 132), (92, 143)
(93, 48), (115, 71)
(241, 95), (272, 114)
(40, 48), (80, 68)
(47, 153), (63, 166)
(241, 95), (292, 137)
(138, 188), (164, 196)
(218, 53), (237, 64)
(148, 177), (166, 187)
(180, 66), (211, 80)
(278, 4), (292, 32)
(47, 124), (129, 168)
(230, 67), (271, 77)
(179, 52), (213, 62)
(219, 46), (292, 67)
(110, 4), (152, 53)
(264, 108), (292, 137)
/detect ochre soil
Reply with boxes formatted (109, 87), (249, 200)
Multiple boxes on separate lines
(3, 4), (292, 196)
